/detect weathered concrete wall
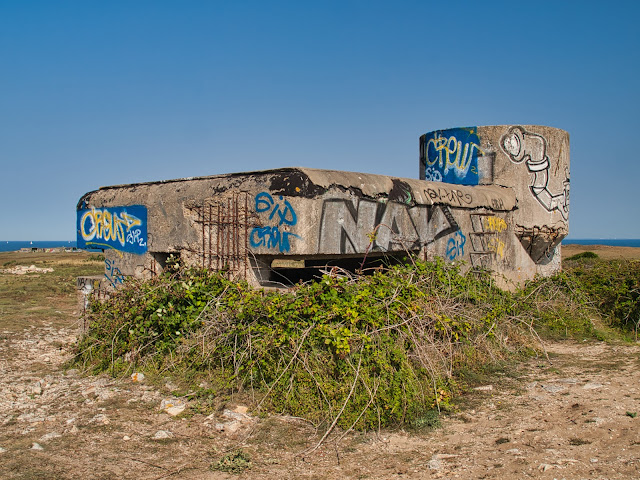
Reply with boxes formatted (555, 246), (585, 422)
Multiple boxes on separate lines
(420, 125), (569, 274)
(77, 124), (569, 290)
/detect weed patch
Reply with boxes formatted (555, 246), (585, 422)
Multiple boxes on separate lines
(212, 450), (251, 473)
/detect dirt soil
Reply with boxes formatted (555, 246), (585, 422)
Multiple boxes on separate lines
(1, 249), (640, 479)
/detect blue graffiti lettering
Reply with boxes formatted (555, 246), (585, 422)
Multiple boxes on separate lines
(250, 192), (301, 253)
(421, 127), (482, 185)
(250, 226), (301, 253)
(104, 258), (125, 288)
(446, 230), (466, 260)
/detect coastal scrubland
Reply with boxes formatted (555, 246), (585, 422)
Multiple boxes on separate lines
(1, 248), (639, 479)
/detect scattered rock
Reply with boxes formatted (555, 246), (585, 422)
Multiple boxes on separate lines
(152, 430), (173, 440)
(81, 386), (98, 399)
(222, 409), (252, 422)
(31, 443), (44, 450)
(39, 432), (62, 442)
(556, 377), (579, 384)
(540, 384), (566, 393)
(538, 463), (553, 472)
(160, 398), (186, 416)
(583, 382), (603, 390)
(208, 408), (255, 434)
(473, 385), (493, 391)
(31, 381), (43, 396)
(215, 420), (242, 434)
(89, 414), (109, 425)
(0, 447), (6, 453)
(0, 265), (54, 275)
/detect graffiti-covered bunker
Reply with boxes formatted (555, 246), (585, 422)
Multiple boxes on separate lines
(77, 125), (569, 291)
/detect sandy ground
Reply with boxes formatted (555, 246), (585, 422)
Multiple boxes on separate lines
(1, 316), (639, 479)
(1, 247), (639, 478)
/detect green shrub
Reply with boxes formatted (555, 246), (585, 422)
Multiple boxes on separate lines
(74, 257), (616, 430)
(566, 251), (599, 261)
(565, 259), (640, 335)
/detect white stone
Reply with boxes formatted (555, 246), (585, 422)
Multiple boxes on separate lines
(473, 385), (493, 391)
(556, 378), (579, 384)
(166, 404), (186, 416)
(152, 430), (173, 439)
(160, 398), (186, 416)
(31, 382), (43, 396)
(39, 432), (61, 442)
(541, 384), (566, 393)
(31, 443), (44, 450)
(215, 420), (242, 433)
(131, 372), (145, 382)
(222, 409), (251, 422)
(583, 382), (603, 390)
(89, 414), (109, 425)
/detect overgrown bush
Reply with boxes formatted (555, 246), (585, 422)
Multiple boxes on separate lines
(74, 257), (602, 431)
(564, 257), (640, 336)
(566, 251), (598, 261)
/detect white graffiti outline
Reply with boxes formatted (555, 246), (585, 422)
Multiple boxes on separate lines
(500, 126), (569, 220)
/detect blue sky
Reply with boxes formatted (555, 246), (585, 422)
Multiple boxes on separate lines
(1, 1), (638, 240)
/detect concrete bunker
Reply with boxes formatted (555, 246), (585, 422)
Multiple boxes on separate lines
(77, 125), (569, 293)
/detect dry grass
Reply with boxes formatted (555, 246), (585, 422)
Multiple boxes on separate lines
(0, 251), (103, 332)
(563, 244), (640, 261)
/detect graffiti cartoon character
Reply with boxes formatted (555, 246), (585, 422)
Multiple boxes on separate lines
(500, 126), (569, 220)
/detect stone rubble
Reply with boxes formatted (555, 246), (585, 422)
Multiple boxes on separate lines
(0, 265), (54, 274)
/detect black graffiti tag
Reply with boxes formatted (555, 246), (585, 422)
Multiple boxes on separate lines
(424, 187), (472, 206)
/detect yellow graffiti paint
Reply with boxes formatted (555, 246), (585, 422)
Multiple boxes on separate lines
(425, 135), (483, 176)
(487, 237), (505, 259)
(482, 216), (507, 233)
(80, 207), (142, 247)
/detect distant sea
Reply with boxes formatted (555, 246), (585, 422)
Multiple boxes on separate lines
(564, 239), (640, 248)
(0, 241), (77, 252)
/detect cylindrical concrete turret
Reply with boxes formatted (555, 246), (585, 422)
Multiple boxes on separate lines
(420, 125), (569, 268)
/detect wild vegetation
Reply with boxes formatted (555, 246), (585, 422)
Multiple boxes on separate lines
(72, 251), (638, 437)
(563, 254), (640, 338)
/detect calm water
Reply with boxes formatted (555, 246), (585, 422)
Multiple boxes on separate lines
(0, 241), (77, 252)
(1, 239), (639, 253)
(564, 239), (640, 248)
